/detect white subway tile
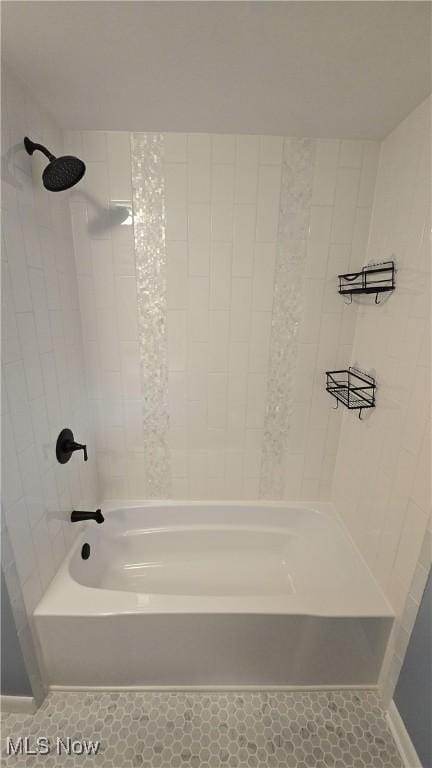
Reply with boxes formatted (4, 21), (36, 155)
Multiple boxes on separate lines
(16, 313), (44, 400)
(85, 160), (110, 207)
(350, 207), (372, 268)
(208, 311), (230, 372)
(207, 373), (228, 429)
(124, 400), (144, 452)
(230, 277), (252, 342)
(246, 373), (267, 429)
(106, 131), (132, 200)
(5, 498), (37, 585)
(212, 164), (235, 204)
(210, 242), (232, 309)
(207, 448), (225, 480)
(4, 360), (29, 418)
(30, 515), (55, 590)
(166, 241), (188, 308)
(188, 241), (210, 277)
(91, 239), (115, 308)
(312, 139), (340, 205)
(305, 207), (333, 279)
(188, 451), (209, 497)
(112, 226), (135, 277)
(358, 141), (380, 206)
(168, 373), (187, 428)
(249, 312), (272, 373)
(188, 276), (209, 342)
(30, 396), (54, 476)
(188, 203), (211, 241)
(2, 413), (23, 508)
(1, 263), (22, 364)
(392, 500), (428, 595)
(96, 308), (120, 371)
(116, 275), (138, 341)
(187, 370), (206, 403)
(82, 131), (107, 162)
(232, 205), (256, 277)
(187, 134), (211, 203)
(243, 476), (260, 499)
(339, 140), (363, 168)
(188, 342), (208, 373)
(165, 200), (187, 241)
(43, 245), (62, 311)
(252, 243), (276, 310)
(167, 309), (187, 370)
(171, 477), (189, 498)
(331, 167), (361, 243)
(411, 425), (430, 514)
(211, 204), (234, 242)
(165, 163), (188, 240)
(227, 372), (247, 445)
(244, 444), (262, 478)
(126, 453), (148, 497)
(212, 134), (236, 164)
(235, 136), (259, 204)
(19, 200), (42, 269)
(259, 136), (283, 165)
(300, 279), (325, 344)
(164, 133), (187, 163)
(229, 341), (249, 373)
(236, 135), (259, 165)
(120, 341), (141, 399)
(255, 165), (281, 242)
(188, 399), (207, 431)
(3, 209), (33, 312)
(171, 448), (187, 478)
(224, 450), (244, 498)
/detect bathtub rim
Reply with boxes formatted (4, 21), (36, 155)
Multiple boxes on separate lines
(34, 500), (394, 620)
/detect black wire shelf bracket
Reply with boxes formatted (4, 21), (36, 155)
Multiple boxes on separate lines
(338, 261), (395, 305)
(326, 367), (376, 420)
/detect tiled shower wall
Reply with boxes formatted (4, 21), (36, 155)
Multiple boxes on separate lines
(331, 97), (431, 703)
(68, 130), (378, 500)
(1, 65), (99, 697)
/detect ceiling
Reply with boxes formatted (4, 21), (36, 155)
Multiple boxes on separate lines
(2, 1), (431, 139)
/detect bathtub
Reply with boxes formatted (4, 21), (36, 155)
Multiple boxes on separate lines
(34, 502), (393, 689)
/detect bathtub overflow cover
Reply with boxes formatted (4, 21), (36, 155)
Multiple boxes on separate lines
(81, 543), (91, 560)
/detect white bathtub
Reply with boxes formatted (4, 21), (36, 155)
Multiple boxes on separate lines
(34, 502), (393, 688)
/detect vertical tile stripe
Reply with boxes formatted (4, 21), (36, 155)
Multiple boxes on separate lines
(130, 134), (171, 497)
(260, 139), (315, 498)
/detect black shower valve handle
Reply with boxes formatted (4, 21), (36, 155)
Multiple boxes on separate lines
(56, 428), (88, 464)
(66, 439), (88, 462)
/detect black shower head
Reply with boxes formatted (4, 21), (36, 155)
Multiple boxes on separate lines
(24, 136), (86, 192)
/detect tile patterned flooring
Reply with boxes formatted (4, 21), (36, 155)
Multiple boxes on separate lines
(1, 690), (403, 767)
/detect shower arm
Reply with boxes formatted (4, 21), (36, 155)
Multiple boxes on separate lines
(24, 136), (56, 162)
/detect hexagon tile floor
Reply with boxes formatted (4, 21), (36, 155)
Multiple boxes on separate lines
(1, 690), (403, 768)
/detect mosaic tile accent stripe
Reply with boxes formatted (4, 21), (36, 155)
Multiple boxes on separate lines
(1, 690), (403, 767)
(260, 139), (315, 499)
(131, 134), (171, 498)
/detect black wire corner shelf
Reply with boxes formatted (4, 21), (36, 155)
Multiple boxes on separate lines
(338, 260), (395, 304)
(326, 367), (376, 420)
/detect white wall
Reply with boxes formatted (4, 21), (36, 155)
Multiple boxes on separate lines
(1, 65), (99, 696)
(68, 131), (378, 501)
(331, 98), (431, 700)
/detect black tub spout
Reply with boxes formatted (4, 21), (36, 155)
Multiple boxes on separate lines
(71, 509), (104, 524)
